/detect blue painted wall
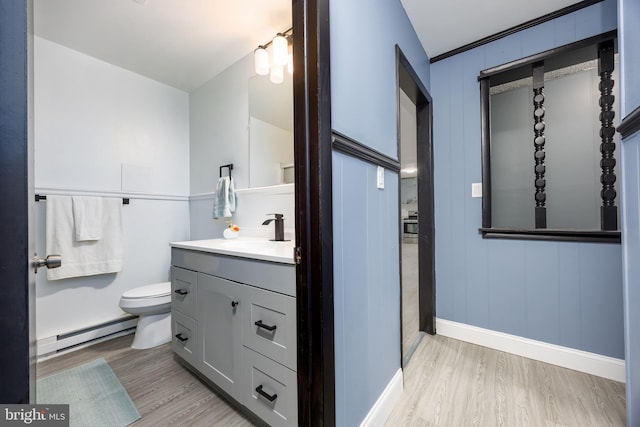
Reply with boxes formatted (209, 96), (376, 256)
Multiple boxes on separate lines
(431, 0), (625, 359)
(333, 155), (400, 426)
(618, 0), (640, 424)
(330, 0), (430, 425)
(330, 0), (430, 158)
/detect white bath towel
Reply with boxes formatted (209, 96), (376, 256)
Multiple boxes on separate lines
(46, 195), (124, 281)
(212, 176), (237, 219)
(72, 196), (103, 241)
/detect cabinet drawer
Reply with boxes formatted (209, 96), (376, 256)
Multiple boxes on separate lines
(242, 347), (297, 427)
(171, 267), (197, 317)
(171, 311), (197, 366)
(242, 286), (296, 370)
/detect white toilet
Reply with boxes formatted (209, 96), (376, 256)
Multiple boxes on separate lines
(119, 282), (172, 349)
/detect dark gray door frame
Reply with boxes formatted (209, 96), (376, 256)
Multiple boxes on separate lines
(292, 0), (335, 425)
(396, 46), (436, 336)
(0, 0), (34, 403)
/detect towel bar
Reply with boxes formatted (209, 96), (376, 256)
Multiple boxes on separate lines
(35, 195), (130, 204)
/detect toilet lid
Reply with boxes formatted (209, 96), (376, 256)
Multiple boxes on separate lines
(122, 282), (171, 299)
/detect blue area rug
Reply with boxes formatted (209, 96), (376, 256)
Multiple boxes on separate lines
(38, 358), (141, 427)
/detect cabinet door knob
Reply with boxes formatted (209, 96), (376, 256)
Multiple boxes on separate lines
(254, 320), (277, 332)
(175, 333), (188, 342)
(174, 289), (189, 296)
(255, 384), (278, 402)
(231, 301), (239, 308)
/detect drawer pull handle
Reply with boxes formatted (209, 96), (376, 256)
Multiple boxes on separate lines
(255, 320), (277, 332)
(175, 333), (189, 342)
(255, 385), (278, 402)
(231, 301), (239, 308)
(174, 289), (189, 296)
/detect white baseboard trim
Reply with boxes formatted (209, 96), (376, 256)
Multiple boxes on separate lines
(436, 318), (626, 383)
(360, 369), (404, 427)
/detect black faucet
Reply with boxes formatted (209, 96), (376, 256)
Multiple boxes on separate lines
(262, 214), (286, 241)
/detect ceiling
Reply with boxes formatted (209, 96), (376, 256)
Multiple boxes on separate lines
(34, 0), (292, 92)
(400, 0), (583, 58)
(35, 0), (584, 93)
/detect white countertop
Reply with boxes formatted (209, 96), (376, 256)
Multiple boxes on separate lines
(170, 237), (295, 264)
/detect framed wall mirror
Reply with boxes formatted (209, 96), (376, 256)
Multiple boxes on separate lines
(248, 69), (294, 188)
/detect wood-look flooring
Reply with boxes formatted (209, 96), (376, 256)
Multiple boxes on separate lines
(38, 328), (626, 426)
(386, 333), (626, 427)
(402, 242), (420, 359)
(37, 335), (256, 427)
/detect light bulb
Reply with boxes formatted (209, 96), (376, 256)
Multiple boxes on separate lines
(254, 46), (269, 76)
(270, 64), (284, 84)
(272, 33), (288, 66)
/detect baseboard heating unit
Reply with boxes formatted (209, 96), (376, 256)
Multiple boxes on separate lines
(37, 316), (138, 358)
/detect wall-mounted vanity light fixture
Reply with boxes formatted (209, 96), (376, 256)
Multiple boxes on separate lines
(254, 27), (293, 84)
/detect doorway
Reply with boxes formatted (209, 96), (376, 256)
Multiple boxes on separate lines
(2, 3), (332, 425)
(397, 47), (435, 367)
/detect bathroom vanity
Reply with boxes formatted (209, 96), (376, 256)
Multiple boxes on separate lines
(169, 238), (297, 426)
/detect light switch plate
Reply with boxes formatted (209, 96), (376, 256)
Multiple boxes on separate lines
(472, 182), (482, 198)
(377, 166), (385, 189)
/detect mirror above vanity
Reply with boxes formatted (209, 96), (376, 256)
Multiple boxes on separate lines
(248, 67), (294, 188)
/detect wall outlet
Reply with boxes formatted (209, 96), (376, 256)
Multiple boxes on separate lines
(377, 166), (385, 189)
(472, 182), (482, 198)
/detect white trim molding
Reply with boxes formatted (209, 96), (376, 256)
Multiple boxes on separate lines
(436, 318), (626, 383)
(360, 369), (403, 427)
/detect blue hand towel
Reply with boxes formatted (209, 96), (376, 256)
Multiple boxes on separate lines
(213, 176), (237, 219)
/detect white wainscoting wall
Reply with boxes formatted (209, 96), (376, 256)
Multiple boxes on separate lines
(34, 190), (190, 349)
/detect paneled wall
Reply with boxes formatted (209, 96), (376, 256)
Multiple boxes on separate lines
(34, 37), (191, 341)
(618, 0), (640, 423)
(621, 132), (640, 425)
(431, 0), (624, 358)
(329, 0), (431, 425)
(333, 154), (401, 426)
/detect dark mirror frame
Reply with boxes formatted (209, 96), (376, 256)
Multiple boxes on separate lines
(478, 30), (621, 243)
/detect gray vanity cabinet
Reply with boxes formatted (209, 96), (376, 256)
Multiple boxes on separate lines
(170, 247), (297, 427)
(197, 273), (243, 402)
